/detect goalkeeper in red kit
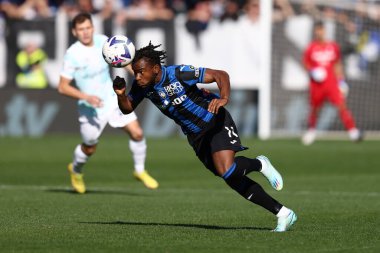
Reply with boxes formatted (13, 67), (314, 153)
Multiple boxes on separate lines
(302, 21), (362, 145)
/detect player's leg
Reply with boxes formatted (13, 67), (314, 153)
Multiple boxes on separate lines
(122, 119), (158, 189)
(110, 109), (158, 189)
(329, 89), (362, 142)
(72, 143), (97, 174)
(205, 108), (296, 231)
(302, 87), (323, 145)
(68, 112), (107, 194)
(214, 154), (283, 191)
(212, 150), (296, 232)
(213, 150), (282, 212)
(122, 119), (145, 174)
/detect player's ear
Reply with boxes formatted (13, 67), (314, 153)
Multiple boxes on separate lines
(72, 28), (77, 37)
(153, 64), (160, 74)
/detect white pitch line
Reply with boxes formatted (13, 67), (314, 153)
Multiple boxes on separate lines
(306, 245), (379, 253)
(0, 184), (379, 197)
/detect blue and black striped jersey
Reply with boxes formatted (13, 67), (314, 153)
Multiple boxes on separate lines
(128, 65), (219, 135)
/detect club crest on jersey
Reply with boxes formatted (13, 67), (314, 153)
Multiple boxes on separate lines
(159, 91), (166, 99)
(164, 81), (184, 96)
(194, 67), (200, 78)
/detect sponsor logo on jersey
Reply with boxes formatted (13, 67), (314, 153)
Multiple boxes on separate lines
(311, 47), (337, 66)
(164, 82), (184, 96)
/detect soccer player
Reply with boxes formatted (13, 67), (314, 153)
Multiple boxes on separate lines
(302, 21), (362, 145)
(58, 13), (158, 193)
(112, 42), (297, 232)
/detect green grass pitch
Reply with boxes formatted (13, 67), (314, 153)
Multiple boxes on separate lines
(0, 135), (379, 253)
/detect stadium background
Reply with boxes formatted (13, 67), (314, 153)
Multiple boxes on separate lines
(1, 0), (379, 138)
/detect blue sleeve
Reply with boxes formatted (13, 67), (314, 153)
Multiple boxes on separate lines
(127, 82), (144, 108)
(176, 65), (206, 86)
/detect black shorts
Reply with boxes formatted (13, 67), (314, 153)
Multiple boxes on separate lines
(187, 107), (248, 175)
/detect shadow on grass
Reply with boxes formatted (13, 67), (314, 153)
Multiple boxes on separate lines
(79, 220), (271, 231)
(45, 188), (149, 196)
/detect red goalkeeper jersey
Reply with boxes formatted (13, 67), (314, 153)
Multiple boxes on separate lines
(303, 41), (340, 87)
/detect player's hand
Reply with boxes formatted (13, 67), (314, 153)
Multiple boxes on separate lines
(208, 98), (228, 114)
(339, 79), (349, 97)
(113, 76), (127, 96)
(86, 95), (103, 108)
(309, 67), (327, 83)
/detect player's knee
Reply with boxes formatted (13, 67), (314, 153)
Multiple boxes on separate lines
(130, 129), (144, 141)
(82, 144), (97, 156)
(217, 162), (236, 179)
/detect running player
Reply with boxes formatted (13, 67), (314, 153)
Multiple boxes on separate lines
(112, 42), (297, 232)
(58, 13), (158, 193)
(302, 21), (362, 145)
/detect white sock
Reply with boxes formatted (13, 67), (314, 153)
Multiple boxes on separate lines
(258, 157), (267, 173)
(276, 206), (291, 218)
(129, 138), (146, 174)
(72, 144), (89, 174)
(348, 128), (359, 140)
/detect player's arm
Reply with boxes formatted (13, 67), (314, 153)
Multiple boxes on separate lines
(203, 68), (230, 114)
(334, 59), (350, 96)
(303, 46), (327, 83)
(57, 76), (103, 107)
(303, 46), (313, 72)
(334, 60), (344, 80)
(113, 76), (140, 114)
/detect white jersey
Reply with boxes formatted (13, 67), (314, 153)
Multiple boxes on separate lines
(61, 34), (117, 116)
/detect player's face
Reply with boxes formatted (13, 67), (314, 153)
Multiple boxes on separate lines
(132, 58), (160, 88)
(314, 26), (325, 41)
(72, 19), (94, 46)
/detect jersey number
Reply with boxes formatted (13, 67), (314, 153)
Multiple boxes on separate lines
(172, 95), (187, 105)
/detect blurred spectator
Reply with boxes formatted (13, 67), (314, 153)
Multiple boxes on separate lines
(2, 0), (54, 19)
(92, 0), (116, 19)
(152, 0), (174, 20)
(76, 0), (96, 13)
(48, 0), (65, 12)
(115, 0), (174, 25)
(210, 0), (224, 19)
(62, 0), (98, 18)
(352, 1), (380, 75)
(243, 0), (260, 23)
(185, 0), (212, 47)
(220, 0), (241, 23)
(273, 0), (294, 22)
(298, 0), (320, 18)
(16, 37), (48, 89)
(171, 0), (187, 14)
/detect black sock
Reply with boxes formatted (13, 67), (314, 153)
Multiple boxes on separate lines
(223, 162), (282, 214)
(235, 156), (262, 174)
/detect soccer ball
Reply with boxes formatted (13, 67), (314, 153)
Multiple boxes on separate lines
(102, 35), (135, 68)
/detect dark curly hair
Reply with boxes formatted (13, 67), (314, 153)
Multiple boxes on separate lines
(132, 41), (167, 66)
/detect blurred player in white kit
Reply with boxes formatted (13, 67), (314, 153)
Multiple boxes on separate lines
(58, 12), (158, 193)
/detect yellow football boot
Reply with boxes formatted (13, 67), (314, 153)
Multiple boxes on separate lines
(67, 163), (86, 194)
(134, 171), (159, 189)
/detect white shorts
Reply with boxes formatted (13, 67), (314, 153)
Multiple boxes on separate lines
(78, 105), (137, 146)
